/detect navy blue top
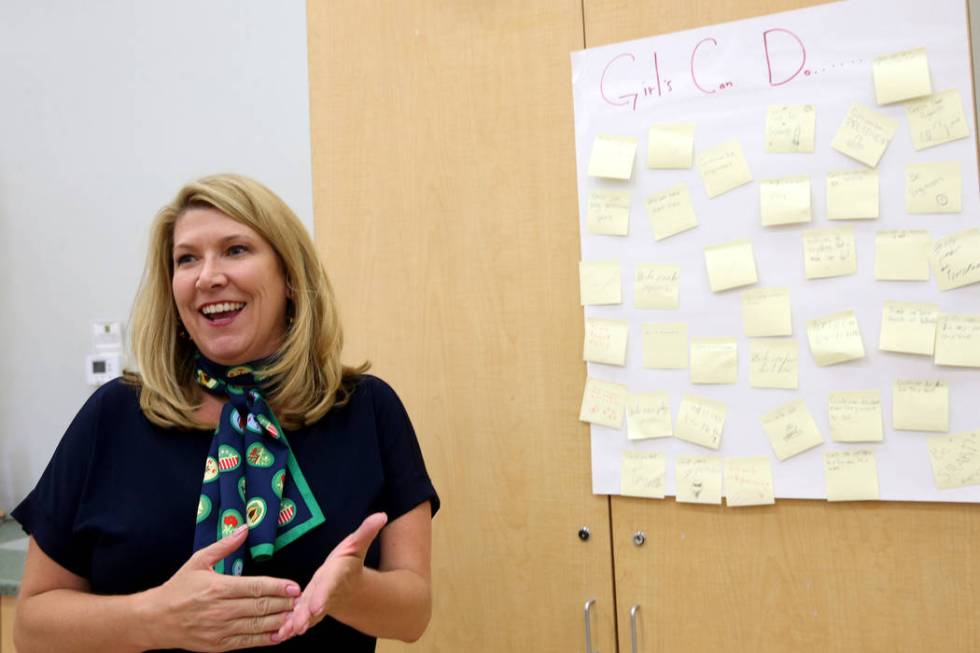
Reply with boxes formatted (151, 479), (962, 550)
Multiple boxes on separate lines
(13, 374), (439, 652)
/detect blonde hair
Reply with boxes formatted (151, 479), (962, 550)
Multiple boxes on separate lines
(127, 173), (368, 430)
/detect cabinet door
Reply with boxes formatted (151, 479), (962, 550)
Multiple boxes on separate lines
(612, 497), (980, 652)
(1, 596), (15, 653)
(307, 2), (616, 651)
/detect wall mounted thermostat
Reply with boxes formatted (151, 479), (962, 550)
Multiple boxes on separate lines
(91, 320), (124, 351)
(86, 352), (122, 386)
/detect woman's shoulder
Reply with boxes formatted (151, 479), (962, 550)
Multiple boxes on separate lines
(346, 373), (403, 407)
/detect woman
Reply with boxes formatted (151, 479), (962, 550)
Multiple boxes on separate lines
(12, 174), (439, 651)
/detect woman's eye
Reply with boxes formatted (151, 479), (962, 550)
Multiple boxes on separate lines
(175, 254), (195, 266)
(227, 244), (248, 256)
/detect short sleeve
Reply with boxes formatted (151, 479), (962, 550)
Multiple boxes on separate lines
(369, 377), (440, 522)
(11, 386), (105, 579)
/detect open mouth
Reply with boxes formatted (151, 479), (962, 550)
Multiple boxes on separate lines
(200, 302), (246, 322)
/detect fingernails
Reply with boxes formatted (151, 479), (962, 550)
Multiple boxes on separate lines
(286, 583), (301, 597)
(233, 525), (248, 535)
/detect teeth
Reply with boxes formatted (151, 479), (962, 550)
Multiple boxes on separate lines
(202, 302), (245, 315)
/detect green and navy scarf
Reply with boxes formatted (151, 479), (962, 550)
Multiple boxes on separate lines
(192, 355), (324, 575)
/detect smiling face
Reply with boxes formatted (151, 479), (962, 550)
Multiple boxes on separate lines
(172, 207), (289, 366)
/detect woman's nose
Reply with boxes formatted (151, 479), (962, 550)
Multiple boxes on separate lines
(195, 256), (228, 289)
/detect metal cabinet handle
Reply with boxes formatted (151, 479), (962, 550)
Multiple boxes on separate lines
(630, 604), (640, 653)
(584, 598), (599, 653)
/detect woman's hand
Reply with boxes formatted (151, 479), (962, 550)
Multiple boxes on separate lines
(276, 513), (389, 639)
(140, 525), (301, 651)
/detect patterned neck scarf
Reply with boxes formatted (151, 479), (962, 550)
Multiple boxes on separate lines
(192, 354), (324, 575)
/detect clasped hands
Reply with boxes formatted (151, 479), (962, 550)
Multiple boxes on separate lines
(144, 512), (388, 651)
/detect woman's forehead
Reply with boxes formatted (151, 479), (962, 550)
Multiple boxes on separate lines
(173, 207), (262, 247)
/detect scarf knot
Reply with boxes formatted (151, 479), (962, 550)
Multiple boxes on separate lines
(192, 355), (324, 575)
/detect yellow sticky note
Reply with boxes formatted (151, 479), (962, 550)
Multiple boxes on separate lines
(749, 339), (798, 389)
(873, 47), (932, 105)
(634, 264), (680, 310)
(621, 452), (666, 499)
(803, 228), (856, 279)
(760, 176), (811, 226)
(928, 430), (980, 489)
(831, 104), (899, 168)
(647, 123), (695, 169)
(696, 139), (752, 198)
(879, 300), (938, 356)
(626, 392), (672, 440)
(806, 310), (865, 366)
(893, 380), (949, 432)
(828, 391), (884, 443)
(579, 377), (627, 428)
(761, 400), (824, 461)
(642, 323), (688, 369)
(741, 288), (792, 337)
(725, 457), (775, 507)
(827, 169), (879, 220)
(645, 184), (698, 241)
(583, 318), (630, 366)
(587, 135), (637, 180)
(586, 189), (631, 236)
(704, 240), (758, 292)
(675, 456), (723, 505)
(690, 338), (738, 385)
(765, 104), (816, 153)
(676, 395), (727, 450)
(933, 229), (980, 291)
(824, 450), (880, 502)
(905, 89), (970, 150)
(875, 230), (931, 281)
(579, 260), (621, 305)
(906, 162), (961, 214)
(934, 314), (980, 368)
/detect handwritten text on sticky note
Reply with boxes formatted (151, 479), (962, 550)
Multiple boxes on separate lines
(725, 457), (775, 507)
(586, 189), (631, 236)
(827, 169), (879, 220)
(766, 104), (816, 153)
(626, 392), (673, 440)
(676, 456), (722, 505)
(893, 380), (949, 433)
(806, 310), (865, 366)
(696, 139), (752, 198)
(906, 161), (961, 214)
(621, 451), (667, 499)
(831, 104), (898, 168)
(828, 391), (883, 443)
(634, 264), (680, 310)
(905, 89), (970, 150)
(645, 183), (698, 241)
(803, 227), (856, 280)
(875, 230), (931, 281)
(873, 47), (932, 105)
(824, 450), (879, 501)
(579, 377), (628, 429)
(676, 395), (727, 450)
(761, 400), (824, 461)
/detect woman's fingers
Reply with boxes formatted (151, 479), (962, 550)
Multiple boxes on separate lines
(218, 575), (302, 601)
(187, 525), (249, 570)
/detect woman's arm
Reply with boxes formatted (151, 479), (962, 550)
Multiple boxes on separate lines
(15, 527), (302, 652)
(280, 501), (433, 642)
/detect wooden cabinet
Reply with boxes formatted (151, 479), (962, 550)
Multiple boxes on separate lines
(309, 2), (980, 651)
(307, 2), (616, 651)
(1, 596), (15, 653)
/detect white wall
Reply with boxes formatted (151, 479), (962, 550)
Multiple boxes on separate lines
(0, 1), (314, 510)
